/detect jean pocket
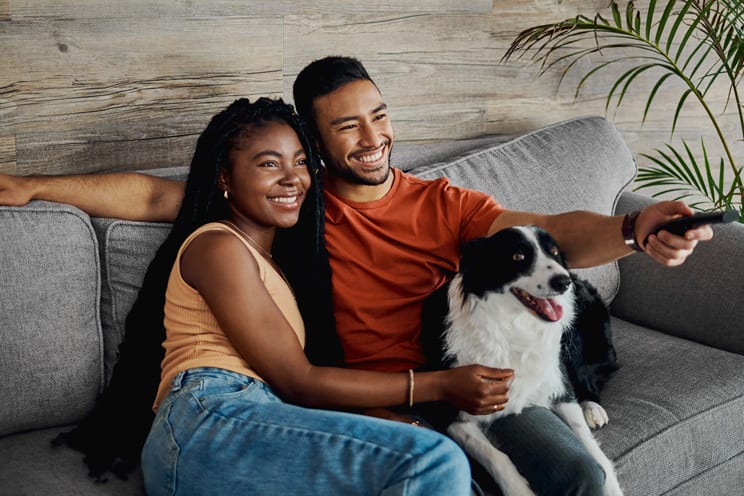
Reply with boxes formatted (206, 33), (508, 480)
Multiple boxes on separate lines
(191, 375), (261, 409)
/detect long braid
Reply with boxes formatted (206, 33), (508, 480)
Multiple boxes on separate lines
(54, 97), (340, 480)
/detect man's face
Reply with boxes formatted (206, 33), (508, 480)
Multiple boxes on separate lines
(312, 79), (394, 186)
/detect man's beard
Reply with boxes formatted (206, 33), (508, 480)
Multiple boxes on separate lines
(324, 149), (393, 186)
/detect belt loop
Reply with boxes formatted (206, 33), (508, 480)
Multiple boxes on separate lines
(170, 370), (188, 392)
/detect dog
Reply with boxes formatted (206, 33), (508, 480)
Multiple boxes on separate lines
(421, 225), (621, 495)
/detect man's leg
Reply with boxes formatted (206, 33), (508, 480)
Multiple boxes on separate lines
(484, 406), (605, 496)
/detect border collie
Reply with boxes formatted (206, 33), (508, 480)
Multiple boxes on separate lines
(424, 226), (621, 496)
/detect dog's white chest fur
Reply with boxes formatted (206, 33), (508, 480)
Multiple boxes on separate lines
(445, 276), (571, 423)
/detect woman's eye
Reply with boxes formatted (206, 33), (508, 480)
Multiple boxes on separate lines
(296, 158), (308, 167)
(513, 253), (525, 262)
(260, 161), (278, 168)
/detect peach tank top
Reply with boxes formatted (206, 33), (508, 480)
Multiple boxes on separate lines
(153, 222), (305, 410)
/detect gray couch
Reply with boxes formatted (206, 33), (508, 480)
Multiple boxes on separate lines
(1, 116), (743, 496)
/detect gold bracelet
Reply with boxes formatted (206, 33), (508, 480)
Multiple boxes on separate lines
(408, 369), (415, 407)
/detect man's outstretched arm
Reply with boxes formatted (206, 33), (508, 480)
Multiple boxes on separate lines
(488, 200), (713, 269)
(0, 172), (184, 222)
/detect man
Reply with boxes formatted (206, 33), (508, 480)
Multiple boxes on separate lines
(0, 56), (711, 493)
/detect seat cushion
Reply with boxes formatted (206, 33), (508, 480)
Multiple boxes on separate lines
(409, 116), (636, 304)
(0, 426), (145, 495)
(0, 201), (102, 436)
(596, 318), (744, 495)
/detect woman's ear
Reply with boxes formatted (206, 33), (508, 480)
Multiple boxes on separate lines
(217, 169), (229, 195)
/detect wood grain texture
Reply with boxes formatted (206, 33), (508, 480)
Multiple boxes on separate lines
(0, 1), (9, 21)
(2, 17), (283, 173)
(3, 0), (736, 193)
(0, 135), (17, 172)
(8, 0), (492, 18)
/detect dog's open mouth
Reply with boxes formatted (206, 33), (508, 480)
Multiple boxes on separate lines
(511, 288), (563, 322)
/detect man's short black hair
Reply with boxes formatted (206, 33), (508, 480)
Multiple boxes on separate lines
(293, 56), (377, 135)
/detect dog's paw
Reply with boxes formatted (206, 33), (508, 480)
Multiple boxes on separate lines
(603, 471), (624, 496)
(581, 401), (609, 429)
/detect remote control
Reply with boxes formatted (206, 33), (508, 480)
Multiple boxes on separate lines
(654, 210), (738, 236)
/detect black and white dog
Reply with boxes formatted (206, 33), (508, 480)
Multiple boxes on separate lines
(422, 225), (621, 495)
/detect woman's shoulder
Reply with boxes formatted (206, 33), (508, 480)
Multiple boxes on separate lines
(179, 223), (261, 289)
(183, 222), (252, 255)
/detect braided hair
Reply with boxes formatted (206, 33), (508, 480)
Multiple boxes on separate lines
(55, 97), (341, 480)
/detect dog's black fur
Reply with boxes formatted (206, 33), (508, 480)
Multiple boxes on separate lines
(419, 232), (619, 423)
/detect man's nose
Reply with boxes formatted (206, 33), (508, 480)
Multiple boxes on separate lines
(359, 122), (381, 147)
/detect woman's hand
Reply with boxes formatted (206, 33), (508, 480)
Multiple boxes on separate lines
(440, 365), (513, 415)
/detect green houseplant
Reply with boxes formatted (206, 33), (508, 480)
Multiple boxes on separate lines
(503, 0), (743, 221)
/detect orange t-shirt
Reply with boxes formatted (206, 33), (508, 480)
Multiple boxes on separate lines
(324, 167), (504, 372)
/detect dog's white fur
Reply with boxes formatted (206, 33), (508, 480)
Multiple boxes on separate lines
(444, 226), (622, 496)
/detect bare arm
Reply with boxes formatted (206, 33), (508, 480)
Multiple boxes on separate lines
(182, 231), (513, 415)
(487, 200), (713, 268)
(0, 171), (184, 222)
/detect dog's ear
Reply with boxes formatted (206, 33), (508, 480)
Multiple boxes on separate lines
(459, 236), (489, 274)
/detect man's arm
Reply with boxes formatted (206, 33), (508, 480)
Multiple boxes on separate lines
(0, 172), (184, 222)
(488, 200), (713, 268)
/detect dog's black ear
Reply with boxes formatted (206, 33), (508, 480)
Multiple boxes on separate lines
(459, 235), (489, 274)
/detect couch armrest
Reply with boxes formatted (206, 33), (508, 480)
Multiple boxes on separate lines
(611, 191), (744, 355)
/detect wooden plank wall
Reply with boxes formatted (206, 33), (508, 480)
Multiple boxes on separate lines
(1, 0), (740, 194)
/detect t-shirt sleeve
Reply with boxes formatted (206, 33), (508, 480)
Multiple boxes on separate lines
(448, 184), (505, 245)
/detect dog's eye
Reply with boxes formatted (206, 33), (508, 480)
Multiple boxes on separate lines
(513, 253), (525, 262)
(549, 246), (560, 257)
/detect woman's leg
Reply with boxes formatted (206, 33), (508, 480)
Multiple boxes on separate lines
(142, 368), (471, 496)
(484, 406), (605, 496)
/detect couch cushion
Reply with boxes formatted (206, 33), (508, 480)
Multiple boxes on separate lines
(0, 426), (145, 495)
(596, 317), (744, 495)
(93, 219), (172, 384)
(0, 201), (103, 436)
(408, 116), (636, 304)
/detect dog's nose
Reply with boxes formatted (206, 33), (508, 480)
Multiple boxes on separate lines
(549, 274), (571, 293)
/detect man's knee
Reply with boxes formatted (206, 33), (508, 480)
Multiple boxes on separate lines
(545, 453), (605, 496)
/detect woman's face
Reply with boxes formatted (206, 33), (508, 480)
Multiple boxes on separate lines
(221, 120), (311, 231)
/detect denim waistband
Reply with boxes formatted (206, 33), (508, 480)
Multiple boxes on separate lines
(171, 367), (260, 392)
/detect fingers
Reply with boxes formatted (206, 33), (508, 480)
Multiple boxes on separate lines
(637, 201), (714, 267)
(479, 367), (514, 381)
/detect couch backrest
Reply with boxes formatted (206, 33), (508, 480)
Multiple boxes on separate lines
(0, 202), (103, 436)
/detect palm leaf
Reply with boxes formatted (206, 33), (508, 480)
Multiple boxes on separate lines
(502, 0), (743, 217)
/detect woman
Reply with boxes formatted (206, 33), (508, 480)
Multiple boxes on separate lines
(140, 97), (511, 495)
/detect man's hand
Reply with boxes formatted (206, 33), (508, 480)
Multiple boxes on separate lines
(636, 201), (714, 267)
(0, 173), (34, 206)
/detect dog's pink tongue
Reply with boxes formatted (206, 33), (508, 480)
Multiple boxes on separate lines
(535, 298), (563, 322)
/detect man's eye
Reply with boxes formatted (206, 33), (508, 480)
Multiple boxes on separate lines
(513, 253), (525, 262)
(260, 161), (278, 168)
(374, 113), (387, 121)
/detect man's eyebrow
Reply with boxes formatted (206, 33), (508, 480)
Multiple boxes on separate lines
(329, 103), (388, 126)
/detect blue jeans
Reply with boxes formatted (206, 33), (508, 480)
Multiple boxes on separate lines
(484, 407), (606, 495)
(141, 368), (471, 496)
